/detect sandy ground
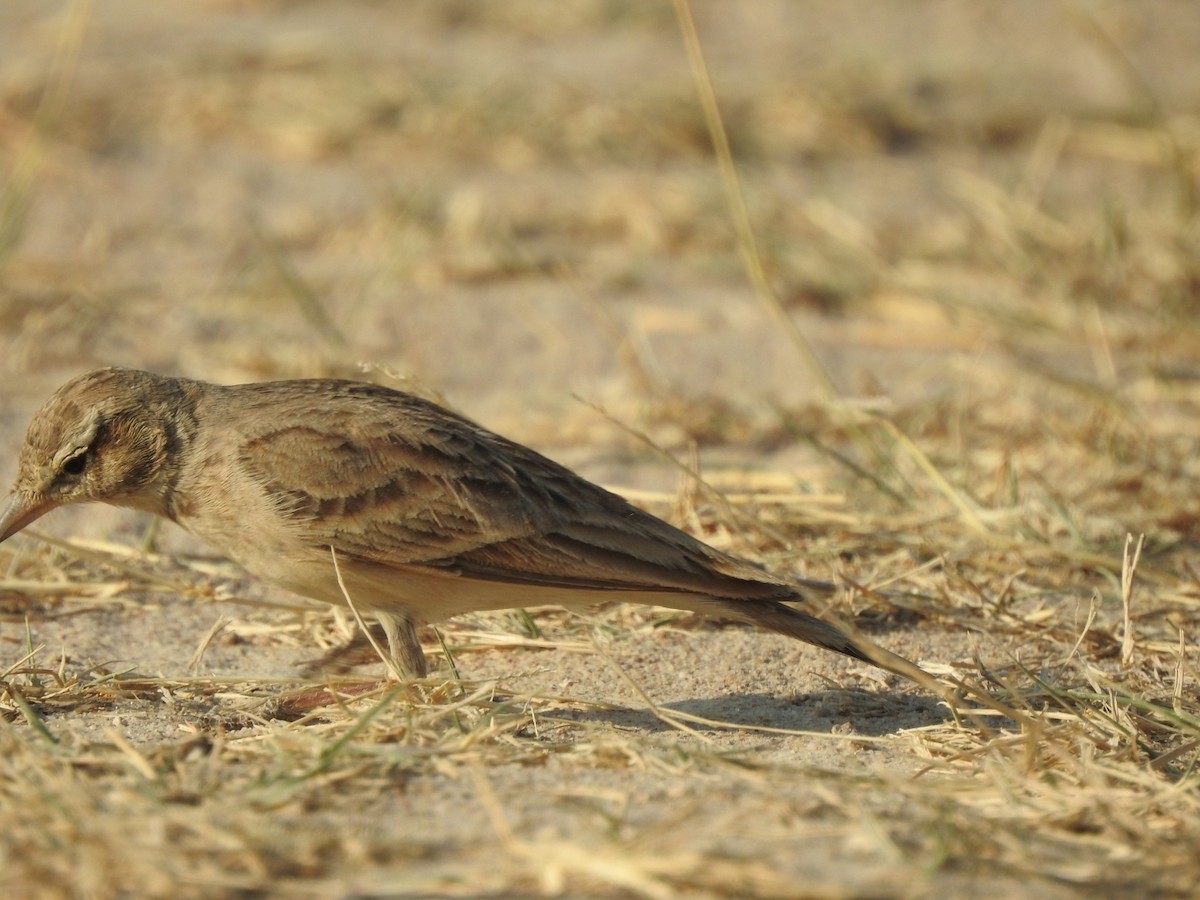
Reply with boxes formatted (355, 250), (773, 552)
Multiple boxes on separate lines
(2, 2), (1200, 898)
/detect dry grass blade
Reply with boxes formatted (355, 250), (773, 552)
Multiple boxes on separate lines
(1062, 0), (1198, 218)
(329, 546), (405, 682)
(0, 0), (91, 273)
(1120, 533), (1145, 669)
(871, 415), (989, 534)
(671, 0), (837, 401)
(248, 216), (350, 351)
(187, 615), (231, 675)
(3, 3), (1200, 897)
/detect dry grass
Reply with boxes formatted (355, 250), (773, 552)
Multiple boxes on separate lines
(3, 1), (1200, 897)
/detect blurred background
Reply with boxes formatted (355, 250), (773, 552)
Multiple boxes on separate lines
(1, 0), (1198, 509)
(4, 5), (1200, 894)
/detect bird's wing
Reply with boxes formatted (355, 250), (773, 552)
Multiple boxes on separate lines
(234, 383), (795, 602)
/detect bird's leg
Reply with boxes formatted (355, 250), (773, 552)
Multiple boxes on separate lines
(299, 613), (428, 679)
(376, 611), (429, 678)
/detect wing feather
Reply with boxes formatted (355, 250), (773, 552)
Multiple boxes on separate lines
(231, 380), (797, 603)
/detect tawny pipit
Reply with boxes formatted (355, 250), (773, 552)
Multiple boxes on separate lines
(0, 368), (925, 682)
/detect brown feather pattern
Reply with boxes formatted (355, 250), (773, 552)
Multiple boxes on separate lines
(0, 368), (929, 683)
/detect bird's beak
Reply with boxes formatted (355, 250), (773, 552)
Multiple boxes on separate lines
(0, 491), (55, 542)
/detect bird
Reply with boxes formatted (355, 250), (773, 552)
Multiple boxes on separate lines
(0, 367), (928, 684)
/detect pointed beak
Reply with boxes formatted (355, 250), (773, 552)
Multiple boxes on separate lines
(0, 491), (55, 542)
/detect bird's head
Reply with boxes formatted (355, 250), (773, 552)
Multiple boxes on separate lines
(0, 368), (185, 541)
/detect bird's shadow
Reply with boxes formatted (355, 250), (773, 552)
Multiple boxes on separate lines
(547, 688), (950, 737)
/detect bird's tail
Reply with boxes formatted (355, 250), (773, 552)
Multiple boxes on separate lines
(715, 598), (935, 687)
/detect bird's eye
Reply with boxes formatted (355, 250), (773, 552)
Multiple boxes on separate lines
(61, 451), (88, 476)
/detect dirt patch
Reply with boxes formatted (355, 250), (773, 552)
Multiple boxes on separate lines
(2, 2), (1199, 897)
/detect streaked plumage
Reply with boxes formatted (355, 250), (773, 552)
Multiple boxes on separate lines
(0, 368), (926, 682)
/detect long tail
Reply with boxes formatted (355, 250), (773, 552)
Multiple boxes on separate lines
(716, 598), (936, 687)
